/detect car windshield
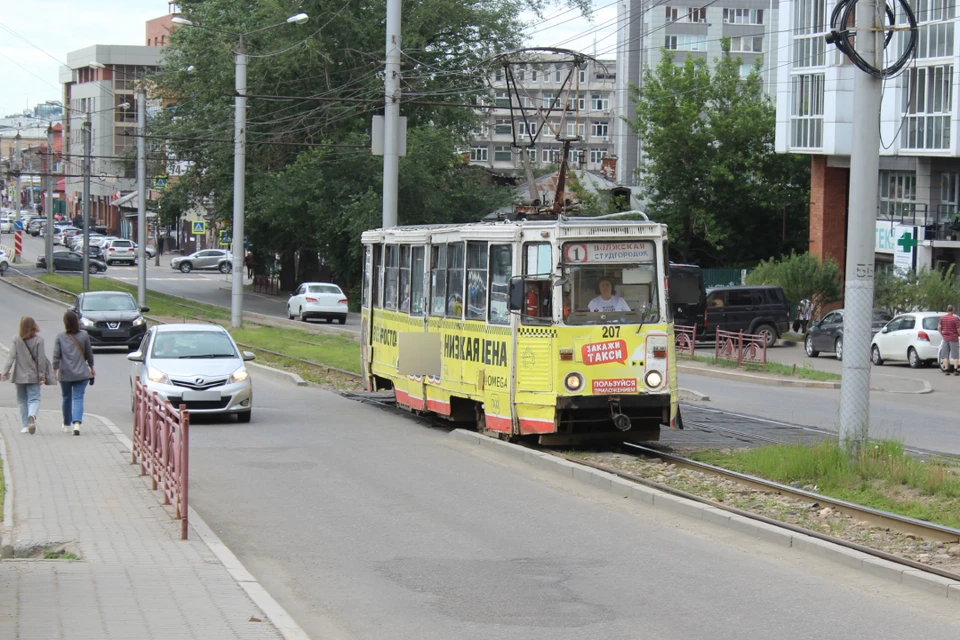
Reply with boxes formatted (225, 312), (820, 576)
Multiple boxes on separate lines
(151, 331), (238, 359)
(561, 242), (660, 326)
(81, 294), (137, 311)
(307, 285), (341, 295)
(923, 316), (943, 330)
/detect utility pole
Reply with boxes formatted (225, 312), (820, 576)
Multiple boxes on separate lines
(136, 85), (147, 307)
(838, 0), (883, 452)
(231, 37), (247, 328)
(14, 130), (22, 217)
(45, 125), (54, 274)
(381, 0), (401, 229)
(81, 114), (92, 291)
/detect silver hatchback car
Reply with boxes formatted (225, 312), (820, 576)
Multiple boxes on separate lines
(128, 324), (256, 422)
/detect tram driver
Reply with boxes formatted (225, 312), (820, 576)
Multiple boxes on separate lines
(588, 277), (632, 313)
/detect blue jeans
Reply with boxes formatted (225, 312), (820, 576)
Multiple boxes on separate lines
(60, 379), (89, 425)
(16, 383), (42, 429)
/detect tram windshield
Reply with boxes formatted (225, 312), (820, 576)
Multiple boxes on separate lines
(561, 241), (660, 326)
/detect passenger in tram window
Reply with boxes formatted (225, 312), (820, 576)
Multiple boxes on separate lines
(400, 281), (411, 313)
(588, 277), (631, 312)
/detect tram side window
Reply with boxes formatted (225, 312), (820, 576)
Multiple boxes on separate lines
(489, 244), (512, 325)
(384, 245), (399, 311)
(430, 245), (447, 316)
(372, 244), (382, 308)
(446, 242), (465, 318)
(466, 241), (488, 321)
(399, 245), (411, 313)
(362, 245), (372, 308)
(410, 246), (426, 316)
(522, 242), (553, 324)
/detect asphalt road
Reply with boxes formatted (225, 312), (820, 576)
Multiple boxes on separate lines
(5, 231), (362, 332)
(4, 281), (960, 639)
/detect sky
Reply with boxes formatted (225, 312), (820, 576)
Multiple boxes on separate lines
(0, 0), (618, 118)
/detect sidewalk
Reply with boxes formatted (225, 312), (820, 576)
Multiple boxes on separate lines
(0, 408), (291, 639)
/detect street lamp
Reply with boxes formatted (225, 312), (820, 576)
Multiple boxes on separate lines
(173, 12), (309, 328)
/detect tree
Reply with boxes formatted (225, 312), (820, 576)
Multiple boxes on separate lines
(745, 252), (842, 315)
(630, 41), (810, 267)
(874, 267), (960, 314)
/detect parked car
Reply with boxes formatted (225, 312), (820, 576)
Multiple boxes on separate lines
(102, 238), (137, 265)
(36, 250), (107, 274)
(286, 282), (349, 324)
(170, 249), (230, 273)
(27, 218), (44, 235)
(132, 242), (157, 259)
(127, 324), (255, 422)
(804, 308), (893, 360)
(668, 263), (706, 333)
(702, 285), (791, 347)
(55, 227), (81, 246)
(72, 291), (149, 350)
(0, 216), (12, 233)
(870, 312), (945, 368)
(0, 249), (9, 275)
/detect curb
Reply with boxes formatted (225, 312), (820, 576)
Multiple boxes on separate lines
(449, 428), (960, 601)
(0, 273), (73, 308)
(90, 412), (311, 640)
(678, 363), (841, 389)
(678, 387), (710, 402)
(247, 361), (308, 387)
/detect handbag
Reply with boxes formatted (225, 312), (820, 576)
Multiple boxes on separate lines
(26, 338), (56, 386)
(66, 333), (95, 385)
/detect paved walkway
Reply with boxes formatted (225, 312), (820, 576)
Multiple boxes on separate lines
(0, 408), (288, 639)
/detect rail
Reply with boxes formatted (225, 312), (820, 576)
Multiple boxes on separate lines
(674, 324), (697, 358)
(253, 274), (281, 296)
(132, 377), (191, 540)
(714, 328), (767, 366)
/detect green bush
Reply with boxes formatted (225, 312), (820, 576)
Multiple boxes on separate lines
(874, 265), (960, 314)
(745, 251), (841, 314)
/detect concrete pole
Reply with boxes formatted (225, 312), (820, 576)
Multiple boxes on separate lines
(231, 41), (248, 328)
(45, 125), (54, 274)
(82, 115), (92, 291)
(839, 0), (883, 452)
(15, 131), (22, 217)
(136, 85), (147, 308)
(381, 0), (401, 229)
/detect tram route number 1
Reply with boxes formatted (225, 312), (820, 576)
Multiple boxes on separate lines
(601, 326), (620, 338)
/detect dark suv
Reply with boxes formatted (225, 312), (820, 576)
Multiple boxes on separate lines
(703, 286), (790, 347)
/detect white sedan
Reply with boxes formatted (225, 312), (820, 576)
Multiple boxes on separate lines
(287, 282), (348, 324)
(0, 217), (12, 233)
(870, 311), (944, 368)
(0, 249), (9, 274)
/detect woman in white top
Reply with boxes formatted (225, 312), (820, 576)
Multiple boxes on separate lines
(588, 278), (631, 312)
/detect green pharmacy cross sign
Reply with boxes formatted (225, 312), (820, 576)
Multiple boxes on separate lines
(897, 231), (918, 252)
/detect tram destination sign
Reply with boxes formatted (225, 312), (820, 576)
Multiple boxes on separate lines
(563, 241), (654, 264)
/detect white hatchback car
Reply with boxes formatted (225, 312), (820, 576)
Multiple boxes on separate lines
(287, 282), (349, 324)
(128, 324), (256, 422)
(870, 311), (944, 368)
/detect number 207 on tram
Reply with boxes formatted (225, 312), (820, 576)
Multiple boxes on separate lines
(359, 214), (679, 445)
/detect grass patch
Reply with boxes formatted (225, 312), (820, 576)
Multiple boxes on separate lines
(691, 440), (960, 528)
(691, 354), (840, 382)
(43, 550), (79, 560)
(232, 326), (362, 374)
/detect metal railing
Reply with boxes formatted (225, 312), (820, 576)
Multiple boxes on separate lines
(253, 274), (281, 296)
(674, 324), (697, 358)
(714, 329), (767, 366)
(132, 377), (191, 540)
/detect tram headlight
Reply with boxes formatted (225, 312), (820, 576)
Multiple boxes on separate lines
(644, 370), (663, 388)
(564, 372), (584, 393)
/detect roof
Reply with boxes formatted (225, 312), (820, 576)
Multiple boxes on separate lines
(487, 169), (645, 219)
(154, 323), (226, 333)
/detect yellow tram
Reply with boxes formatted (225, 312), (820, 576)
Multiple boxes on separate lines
(359, 213), (679, 444)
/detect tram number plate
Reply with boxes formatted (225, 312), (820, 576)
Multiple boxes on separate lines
(601, 326), (621, 338)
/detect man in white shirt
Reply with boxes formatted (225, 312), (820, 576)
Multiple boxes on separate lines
(589, 278), (631, 312)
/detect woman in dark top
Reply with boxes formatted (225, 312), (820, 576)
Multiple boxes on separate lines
(52, 310), (95, 436)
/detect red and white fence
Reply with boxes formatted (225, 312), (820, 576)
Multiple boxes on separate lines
(674, 325), (768, 367)
(132, 377), (191, 540)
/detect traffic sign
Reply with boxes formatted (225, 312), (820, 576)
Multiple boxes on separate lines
(153, 175), (168, 189)
(13, 221), (24, 231)
(191, 221), (206, 235)
(219, 230), (231, 246)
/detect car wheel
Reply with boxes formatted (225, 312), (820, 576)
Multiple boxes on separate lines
(908, 347), (922, 369)
(755, 324), (777, 348)
(179, 262), (192, 273)
(287, 306), (294, 320)
(871, 345), (884, 366)
(105, 259), (112, 266)
(804, 335), (819, 357)
(299, 307), (308, 322)
(835, 337), (843, 361)
(219, 262), (232, 274)
(338, 315), (347, 325)
(88, 264), (99, 274)
(236, 411), (252, 423)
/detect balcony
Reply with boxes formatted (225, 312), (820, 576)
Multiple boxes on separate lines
(881, 203), (960, 241)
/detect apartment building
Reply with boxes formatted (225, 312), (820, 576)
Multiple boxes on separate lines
(615, 1), (781, 185)
(774, 0), (960, 274)
(466, 56), (618, 178)
(59, 45), (162, 234)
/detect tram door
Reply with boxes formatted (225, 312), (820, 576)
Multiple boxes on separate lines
(362, 244), (380, 389)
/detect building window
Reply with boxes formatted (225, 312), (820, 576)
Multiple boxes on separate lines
(555, 69), (562, 82)
(592, 121), (609, 138)
(723, 8), (763, 24)
(495, 91), (510, 107)
(666, 7), (679, 21)
(793, 0), (827, 67)
(542, 147), (559, 163)
(493, 145), (512, 162)
(517, 120), (538, 136)
(568, 148), (584, 165)
(532, 69), (538, 81)
(901, 64), (953, 150)
(665, 35), (678, 50)
(912, 0), (956, 59)
(879, 171), (917, 221)
(591, 94), (609, 110)
(565, 122), (585, 138)
(494, 118), (512, 135)
(731, 36), (763, 53)
(589, 148), (609, 164)
(790, 73), (824, 148)
(687, 7), (708, 22)
(579, 69), (586, 83)
(542, 95), (560, 109)
(667, 34), (706, 51)
(470, 146), (488, 162)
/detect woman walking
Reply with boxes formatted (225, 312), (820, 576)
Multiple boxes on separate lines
(53, 310), (95, 436)
(1, 316), (52, 434)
